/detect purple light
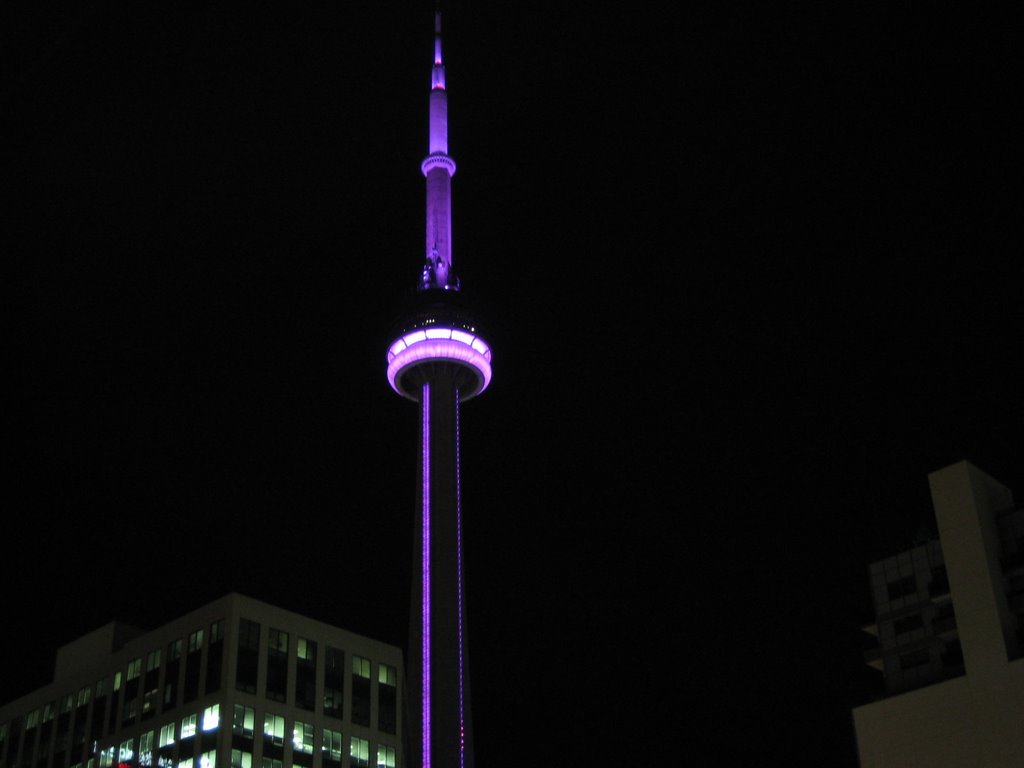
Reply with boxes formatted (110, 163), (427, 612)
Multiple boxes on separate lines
(455, 389), (465, 768)
(387, 329), (492, 401)
(421, 383), (431, 768)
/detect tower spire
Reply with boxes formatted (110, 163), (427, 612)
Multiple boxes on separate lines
(420, 10), (458, 292)
(387, 13), (491, 768)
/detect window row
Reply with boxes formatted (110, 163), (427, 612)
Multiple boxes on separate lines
(235, 620), (397, 734)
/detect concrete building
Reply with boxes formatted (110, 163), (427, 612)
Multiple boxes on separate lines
(0, 594), (404, 768)
(854, 461), (1024, 767)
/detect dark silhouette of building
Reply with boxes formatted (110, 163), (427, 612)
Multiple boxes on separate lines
(854, 461), (1024, 766)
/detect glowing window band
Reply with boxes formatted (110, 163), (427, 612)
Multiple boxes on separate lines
(421, 383), (431, 768)
(387, 328), (492, 400)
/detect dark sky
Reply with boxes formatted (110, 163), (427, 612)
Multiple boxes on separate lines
(2, 4), (1020, 765)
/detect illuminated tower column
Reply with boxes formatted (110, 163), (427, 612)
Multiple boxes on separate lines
(386, 13), (491, 768)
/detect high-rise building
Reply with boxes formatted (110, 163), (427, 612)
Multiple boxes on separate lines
(0, 594), (404, 768)
(854, 461), (1024, 767)
(384, 13), (491, 768)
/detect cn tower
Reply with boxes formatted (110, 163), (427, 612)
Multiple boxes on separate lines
(385, 12), (491, 768)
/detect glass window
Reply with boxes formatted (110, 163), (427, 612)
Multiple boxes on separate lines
(230, 750), (252, 768)
(26, 709), (40, 729)
(295, 637), (317, 711)
(180, 759), (193, 768)
(292, 721), (314, 754)
(168, 639), (183, 662)
(189, 630), (204, 653)
(139, 731), (154, 766)
(260, 760), (282, 768)
(235, 619), (260, 695)
(127, 658), (142, 680)
(147, 650), (161, 672)
(350, 737), (369, 768)
(77, 687), (91, 707)
(99, 746), (115, 768)
(266, 629), (289, 703)
(61, 694), (74, 712)
(202, 705), (220, 732)
(322, 729), (343, 762)
(323, 647), (344, 719)
(351, 656), (371, 727)
(200, 750), (216, 768)
(119, 738), (134, 763)
(43, 702), (55, 722)
(210, 620), (224, 644)
(378, 663), (397, 735)
(378, 664), (396, 686)
(376, 745), (396, 768)
(159, 723), (175, 747)
(232, 705), (254, 739)
(352, 656), (371, 678)
(262, 714), (284, 746)
(181, 713), (197, 738)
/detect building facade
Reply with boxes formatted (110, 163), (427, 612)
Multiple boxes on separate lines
(0, 594), (404, 768)
(854, 461), (1024, 767)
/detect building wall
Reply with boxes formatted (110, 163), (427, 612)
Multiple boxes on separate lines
(0, 594), (404, 768)
(854, 462), (1024, 768)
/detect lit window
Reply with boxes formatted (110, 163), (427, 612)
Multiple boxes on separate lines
(322, 729), (343, 762)
(350, 737), (369, 768)
(119, 738), (134, 763)
(180, 759), (193, 768)
(113, 672), (122, 691)
(99, 746), (115, 767)
(352, 656), (371, 678)
(232, 705), (254, 739)
(95, 678), (109, 698)
(167, 639), (183, 661)
(181, 713), (197, 738)
(230, 750), (252, 768)
(200, 750), (216, 768)
(42, 702), (55, 722)
(139, 731), (153, 767)
(378, 663), (397, 686)
(296, 638), (314, 661)
(260, 760), (282, 768)
(202, 705), (220, 732)
(26, 709), (40, 729)
(147, 650), (161, 672)
(127, 658), (142, 680)
(61, 694), (74, 712)
(78, 687), (91, 707)
(189, 629), (204, 653)
(292, 721), (314, 754)
(143, 687), (159, 714)
(376, 745), (396, 768)
(159, 723), (175, 747)
(263, 714), (284, 746)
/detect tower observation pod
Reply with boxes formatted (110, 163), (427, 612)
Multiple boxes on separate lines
(385, 12), (490, 768)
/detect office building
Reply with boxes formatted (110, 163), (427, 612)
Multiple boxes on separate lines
(0, 594), (404, 768)
(854, 461), (1024, 767)
(385, 13), (491, 768)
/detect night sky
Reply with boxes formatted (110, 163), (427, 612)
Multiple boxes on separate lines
(3, 5), (1020, 765)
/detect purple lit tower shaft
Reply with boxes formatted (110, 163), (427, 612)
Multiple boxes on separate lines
(387, 13), (489, 768)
